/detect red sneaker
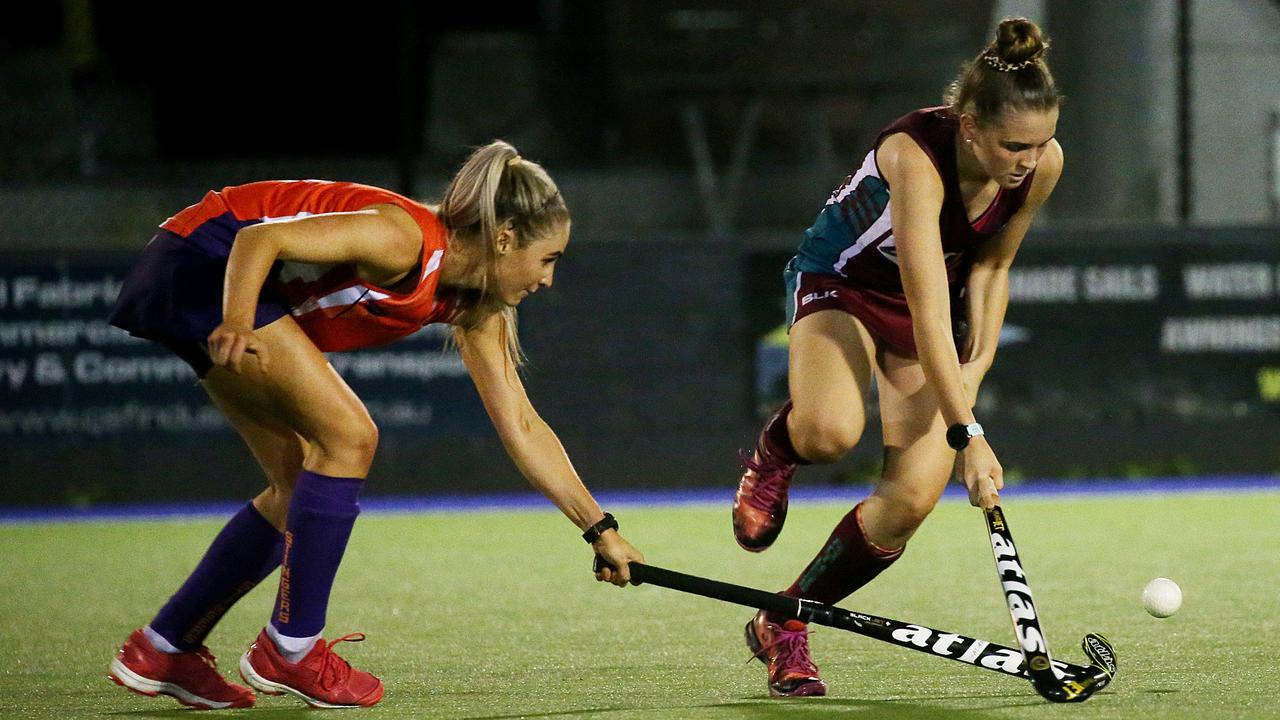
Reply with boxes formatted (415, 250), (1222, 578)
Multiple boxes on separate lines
(108, 628), (255, 709)
(239, 628), (384, 708)
(732, 451), (796, 551)
(745, 611), (826, 697)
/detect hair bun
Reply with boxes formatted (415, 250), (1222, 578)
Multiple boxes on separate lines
(993, 17), (1047, 65)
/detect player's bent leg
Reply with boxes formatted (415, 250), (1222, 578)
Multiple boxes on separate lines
(763, 346), (951, 643)
(785, 310), (875, 465)
(117, 385), (306, 699)
(206, 315), (380, 479)
(860, 348), (955, 550)
(204, 316), (381, 706)
(860, 453), (952, 550)
(733, 311), (875, 552)
(202, 378), (308, 531)
(109, 629), (255, 710)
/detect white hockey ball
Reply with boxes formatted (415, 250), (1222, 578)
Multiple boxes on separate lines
(1142, 577), (1182, 618)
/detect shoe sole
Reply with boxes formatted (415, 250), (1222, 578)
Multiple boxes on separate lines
(238, 651), (383, 709)
(732, 498), (787, 553)
(733, 528), (775, 553)
(108, 659), (251, 710)
(771, 679), (827, 697)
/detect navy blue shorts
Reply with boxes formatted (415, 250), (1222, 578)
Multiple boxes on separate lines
(108, 230), (291, 377)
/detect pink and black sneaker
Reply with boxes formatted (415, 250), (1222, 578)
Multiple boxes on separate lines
(745, 611), (827, 697)
(108, 628), (256, 709)
(732, 451), (797, 552)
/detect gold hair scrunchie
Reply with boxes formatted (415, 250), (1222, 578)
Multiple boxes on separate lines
(506, 156), (523, 167)
(981, 51), (1043, 72)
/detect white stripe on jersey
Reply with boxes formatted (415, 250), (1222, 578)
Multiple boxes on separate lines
(830, 150), (880, 204)
(290, 285), (391, 317)
(422, 249), (443, 280)
(832, 150), (895, 275)
(284, 249), (440, 317)
(259, 211), (316, 224)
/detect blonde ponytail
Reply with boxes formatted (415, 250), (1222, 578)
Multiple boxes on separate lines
(437, 141), (570, 367)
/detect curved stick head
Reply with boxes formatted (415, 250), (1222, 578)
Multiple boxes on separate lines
(1030, 634), (1116, 703)
(1033, 666), (1111, 702)
(1083, 632), (1117, 679)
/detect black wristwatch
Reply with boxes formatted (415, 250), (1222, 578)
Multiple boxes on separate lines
(946, 422), (985, 450)
(582, 512), (618, 544)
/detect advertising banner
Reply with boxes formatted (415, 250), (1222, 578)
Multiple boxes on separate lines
(0, 254), (489, 440)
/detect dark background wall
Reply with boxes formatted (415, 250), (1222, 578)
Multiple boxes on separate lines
(2, 1), (1279, 506)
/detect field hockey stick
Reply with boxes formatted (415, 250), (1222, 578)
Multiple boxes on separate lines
(594, 556), (1116, 696)
(983, 504), (1116, 702)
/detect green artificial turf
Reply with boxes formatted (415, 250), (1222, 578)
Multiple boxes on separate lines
(2, 491), (1277, 719)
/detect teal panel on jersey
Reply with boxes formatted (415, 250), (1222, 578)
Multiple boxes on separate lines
(794, 175), (890, 274)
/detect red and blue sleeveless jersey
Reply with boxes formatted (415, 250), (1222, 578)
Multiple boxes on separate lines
(792, 107), (1035, 292)
(161, 180), (455, 351)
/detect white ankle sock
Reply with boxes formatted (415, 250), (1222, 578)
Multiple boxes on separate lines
(267, 623), (320, 663)
(143, 625), (182, 654)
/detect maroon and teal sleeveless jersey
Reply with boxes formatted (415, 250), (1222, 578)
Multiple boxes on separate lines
(160, 180), (455, 352)
(791, 107), (1035, 292)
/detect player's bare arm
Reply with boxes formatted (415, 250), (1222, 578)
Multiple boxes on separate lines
(455, 310), (645, 585)
(209, 206), (422, 373)
(878, 132), (977, 430)
(880, 131), (1003, 508)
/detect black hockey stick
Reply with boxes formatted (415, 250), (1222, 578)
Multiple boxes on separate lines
(595, 557), (1116, 698)
(983, 504), (1115, 702)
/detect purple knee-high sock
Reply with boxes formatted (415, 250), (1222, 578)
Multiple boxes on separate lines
(270, 470), (363, 640)
(150, 502), (285, 651)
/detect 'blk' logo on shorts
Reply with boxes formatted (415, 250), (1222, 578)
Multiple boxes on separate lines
(801, 290), (839, 305)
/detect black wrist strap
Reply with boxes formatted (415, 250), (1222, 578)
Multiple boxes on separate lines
(582, 512), (618, 544)
(946, 422), (984, 451)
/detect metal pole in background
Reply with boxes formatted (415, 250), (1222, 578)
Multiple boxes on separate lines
(1177, 0), (1192, 224)
(1270, 103), (1280, 222)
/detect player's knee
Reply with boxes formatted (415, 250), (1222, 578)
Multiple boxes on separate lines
(792, 413), (864, 464)
(255, 486), (292, 528)
(883, 492), (938, 534)
(310, 413), (380, 470)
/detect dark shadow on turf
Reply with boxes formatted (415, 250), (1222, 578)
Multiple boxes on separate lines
(465, 700), (1009, 719)
(463, 710), (624, 720)
(707, 699), (1009, 719)
(105, 709), (314, 718)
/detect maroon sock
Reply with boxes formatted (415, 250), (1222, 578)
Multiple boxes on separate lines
(757, 400), (809, 466)
(766, 503), (902, 622)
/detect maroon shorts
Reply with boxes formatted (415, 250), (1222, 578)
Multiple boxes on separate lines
(785, 268), (970, 361)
